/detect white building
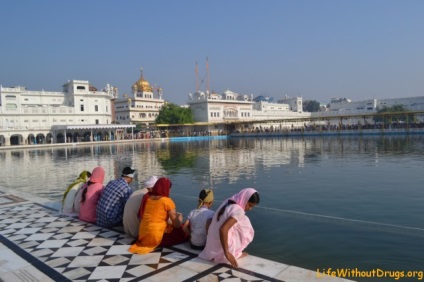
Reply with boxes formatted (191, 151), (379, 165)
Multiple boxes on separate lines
(188, 89), (253, 123)
(327, 96), (424, 113)
(327, 98), (377, 112)
(188, 90), (307, 122)
(0, 80), (128, 146)
(187, 89), (309, 133)
(313, 96), (424, 125)
(114, 68), (165, 126)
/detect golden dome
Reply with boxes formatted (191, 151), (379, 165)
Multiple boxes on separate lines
(132, 67), (153, 93)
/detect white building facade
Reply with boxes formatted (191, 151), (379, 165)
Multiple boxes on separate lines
(326, 96), (424, 113)
(188, 90), (253, 124)
(313, 96), (424, 125)
(187, 89), (309, 133)
(0, 80), (118, 146)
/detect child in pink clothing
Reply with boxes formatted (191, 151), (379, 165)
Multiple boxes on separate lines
(79, 167), (105, 223)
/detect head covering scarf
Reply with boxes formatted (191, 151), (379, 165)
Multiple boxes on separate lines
(62, 170), (90, 205)
(197, 189), (214, 209)
(138, 177), (172, 219)
(144, 175), (158, 189)
(216, 188), (259, 221)
(89, 167), (105, 183)
(229, 188), (258, 209)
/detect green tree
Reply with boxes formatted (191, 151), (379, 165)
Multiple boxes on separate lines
(156, 103), (194, 124)
(302, 100), (321, 112)
(374, 104), (415, 123)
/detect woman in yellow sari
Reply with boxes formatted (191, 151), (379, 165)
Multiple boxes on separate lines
(129, 177), (188, 254)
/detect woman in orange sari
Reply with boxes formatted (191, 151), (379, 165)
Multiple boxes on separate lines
(129, 177), (189, 254)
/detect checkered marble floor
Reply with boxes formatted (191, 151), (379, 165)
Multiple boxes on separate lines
(0, 189), (354, 282)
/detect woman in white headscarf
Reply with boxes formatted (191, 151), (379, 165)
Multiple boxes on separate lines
(199, 188), (260, 268)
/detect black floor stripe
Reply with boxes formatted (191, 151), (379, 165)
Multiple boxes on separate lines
(181, 262), (285, 282)
(0, 233), (71, 282)
(0, 203), (200, 281)
(0, 200), (287, 282)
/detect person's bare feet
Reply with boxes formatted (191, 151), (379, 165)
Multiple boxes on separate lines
(239, 252), (248, 258)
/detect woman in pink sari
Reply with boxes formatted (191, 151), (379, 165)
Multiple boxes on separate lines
(199, 188), (260, 268)
(79, 167), (105, 223)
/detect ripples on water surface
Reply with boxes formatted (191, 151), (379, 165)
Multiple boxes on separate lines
(1, 135), (423, 280)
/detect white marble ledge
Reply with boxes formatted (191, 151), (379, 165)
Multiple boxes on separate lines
(0, 186), (60, 211)
(0, 265), (55, 282)
(0, 248), (31, 273)
(179, 256), (216, 273)
(0, 242), (8, 251)
(175, 243), (343, 281)
(0, 244), (55, 282)
(275, 265), (356, 282)
(237, 254), (290, 277)
(174, 243), (290, 277)
(142, 265), (200, 282)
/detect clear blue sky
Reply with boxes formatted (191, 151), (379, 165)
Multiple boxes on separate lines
(1, 0), (423, 105)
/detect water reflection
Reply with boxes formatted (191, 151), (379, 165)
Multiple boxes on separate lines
(157, 142), (198, 173)
(1, 135), (423, 200)
(1, 135), (423, 273)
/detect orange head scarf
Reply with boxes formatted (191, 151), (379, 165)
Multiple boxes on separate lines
(138, 177), (172, 219)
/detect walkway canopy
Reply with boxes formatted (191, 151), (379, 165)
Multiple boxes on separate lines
(52, 124), (136, 143)
(53, 124), (135, 130)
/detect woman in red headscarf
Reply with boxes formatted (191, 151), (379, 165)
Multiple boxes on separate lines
(129, 177), (188, 254)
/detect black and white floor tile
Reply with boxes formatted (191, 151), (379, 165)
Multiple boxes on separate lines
(0, 193), (352, 282)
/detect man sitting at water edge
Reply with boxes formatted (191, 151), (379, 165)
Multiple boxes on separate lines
(123, 175), (158, 237)
(96, 166), (134, 227)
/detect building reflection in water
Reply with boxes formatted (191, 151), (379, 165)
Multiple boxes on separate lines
(0, 135), (420, 202)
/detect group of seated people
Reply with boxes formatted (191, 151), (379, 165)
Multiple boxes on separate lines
(61, 167), (260, 268)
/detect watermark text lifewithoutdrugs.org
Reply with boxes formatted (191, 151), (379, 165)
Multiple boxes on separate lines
(317, 268), (423, 280)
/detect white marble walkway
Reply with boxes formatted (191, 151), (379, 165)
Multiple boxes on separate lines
(0, 187), (354, 282)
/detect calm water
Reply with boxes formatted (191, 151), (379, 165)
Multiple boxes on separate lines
(1, 136), (423, 280)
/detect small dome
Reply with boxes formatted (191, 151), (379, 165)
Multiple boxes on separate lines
(89, 85), (98, 91)
(132, 67), (153, 93)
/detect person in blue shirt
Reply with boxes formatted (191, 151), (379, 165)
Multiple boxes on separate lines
(96, 166), (135, 227)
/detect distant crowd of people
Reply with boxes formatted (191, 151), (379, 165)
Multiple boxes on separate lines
(233, 121), (424, 134)
(121, 131), (166, 140)
(61, 167), (260, 268)
(302, 122), (424, 132)
(121, 130), (226, 139)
